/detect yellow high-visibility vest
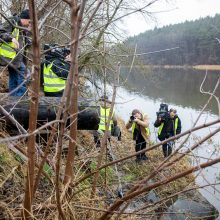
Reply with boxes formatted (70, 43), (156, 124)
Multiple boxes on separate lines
(158, 118), (179, 135)
(131, 113), (150, 137)
(158, 122), (164, 136)
(0, 26), (19, 59)
(174, 118), (179, 135)
(43, 62), (66, 93)
(98, 106), (114, 131)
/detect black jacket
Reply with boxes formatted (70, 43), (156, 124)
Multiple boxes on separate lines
(0, 16), (30, 67)
(43, 56), (70, 78)
(154, 115), (181, 141)
(41, 56), (70, 96)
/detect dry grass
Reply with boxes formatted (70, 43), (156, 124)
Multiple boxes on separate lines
(0, 69), (8, 93)
(0, 118), (195, 219)
(0, 144), (20, 182)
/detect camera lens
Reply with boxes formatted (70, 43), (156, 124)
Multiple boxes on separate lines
(130, 115), (135, 121)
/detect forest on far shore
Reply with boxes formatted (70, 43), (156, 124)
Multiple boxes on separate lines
(125, 14), (220, 65)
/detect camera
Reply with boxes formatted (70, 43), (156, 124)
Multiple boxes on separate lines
(44, 43), (70, 59)
(130, 115), (135, 121)
(156, 103), (169, 121)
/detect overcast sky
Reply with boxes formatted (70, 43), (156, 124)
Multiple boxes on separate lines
(123, 0), (220, 36)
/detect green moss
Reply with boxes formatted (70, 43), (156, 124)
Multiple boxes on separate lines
(90, 161), (115, 184)
(121, 174), (135, 182)
(0, 144), (19, 167)
(43, 163), (53, 177)
(0, 144), (21, 183)
(0, 153), (6, 163)
(79, 179), (90, 188)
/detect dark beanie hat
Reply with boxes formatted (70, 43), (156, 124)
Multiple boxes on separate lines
(99, 95), (111, 103)
(20, 9), (30, 19)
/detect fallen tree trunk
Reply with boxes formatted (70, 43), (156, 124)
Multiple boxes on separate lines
(0, 95), (100, 131)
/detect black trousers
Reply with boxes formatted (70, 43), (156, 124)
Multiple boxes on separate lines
(94, 135), (113, 160)
(44, 90), (64, 97)
(135, 134), (147, 160)
(160, 137), (172, 157)
(94, 136), (111, 148)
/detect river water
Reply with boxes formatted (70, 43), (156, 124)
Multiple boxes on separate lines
(92, 67), (220, 217)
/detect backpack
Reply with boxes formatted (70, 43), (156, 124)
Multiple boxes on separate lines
(0, 17), (18, 66)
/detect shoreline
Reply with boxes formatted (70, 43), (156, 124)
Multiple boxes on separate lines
(129, 65), (220, 71)
(192, 65), (220, 70)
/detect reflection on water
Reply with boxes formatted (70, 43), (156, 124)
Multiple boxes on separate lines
(120, 67), (220, 115)
(114, 96), (220, 217)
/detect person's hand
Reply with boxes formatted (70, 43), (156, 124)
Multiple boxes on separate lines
(65, 54), (71, 62)
(133, 118), (139, 123)
(12, 38), (19, 49)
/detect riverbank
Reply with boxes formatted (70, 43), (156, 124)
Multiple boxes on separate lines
(192, 65), (220, 70)
(0, 118), (198, 219)
(131, 64), (220, 71)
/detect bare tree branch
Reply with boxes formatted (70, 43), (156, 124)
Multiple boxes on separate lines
(23, 0), (41, 218)
(38, 0), (62, 30)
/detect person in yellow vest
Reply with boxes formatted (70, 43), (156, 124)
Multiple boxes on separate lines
(0, 9), (31, 96)
(93, 95), (117, 149)
(126, 109), (150, 163)
(154, 108), (181, 157)
(41, 44), (71, 97)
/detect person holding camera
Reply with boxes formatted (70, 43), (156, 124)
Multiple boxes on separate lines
(126, 109), (150, 163)
(0, 9), (31, 96)
(41, 44), (71, 97)
(154, 107), (181, 158)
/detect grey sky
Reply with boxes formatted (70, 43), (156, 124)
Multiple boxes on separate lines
(124, 0), (220, 36)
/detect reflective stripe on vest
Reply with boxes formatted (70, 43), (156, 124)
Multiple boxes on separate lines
(98, 106), (114, 131)
(0, 27), (19, 59)
(158, 123), (164, 135)
(131, 113), (150, 137)
(174, 118), (179, 135)
(158, 118), (179, 135)
(43, 63), (66, 93)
